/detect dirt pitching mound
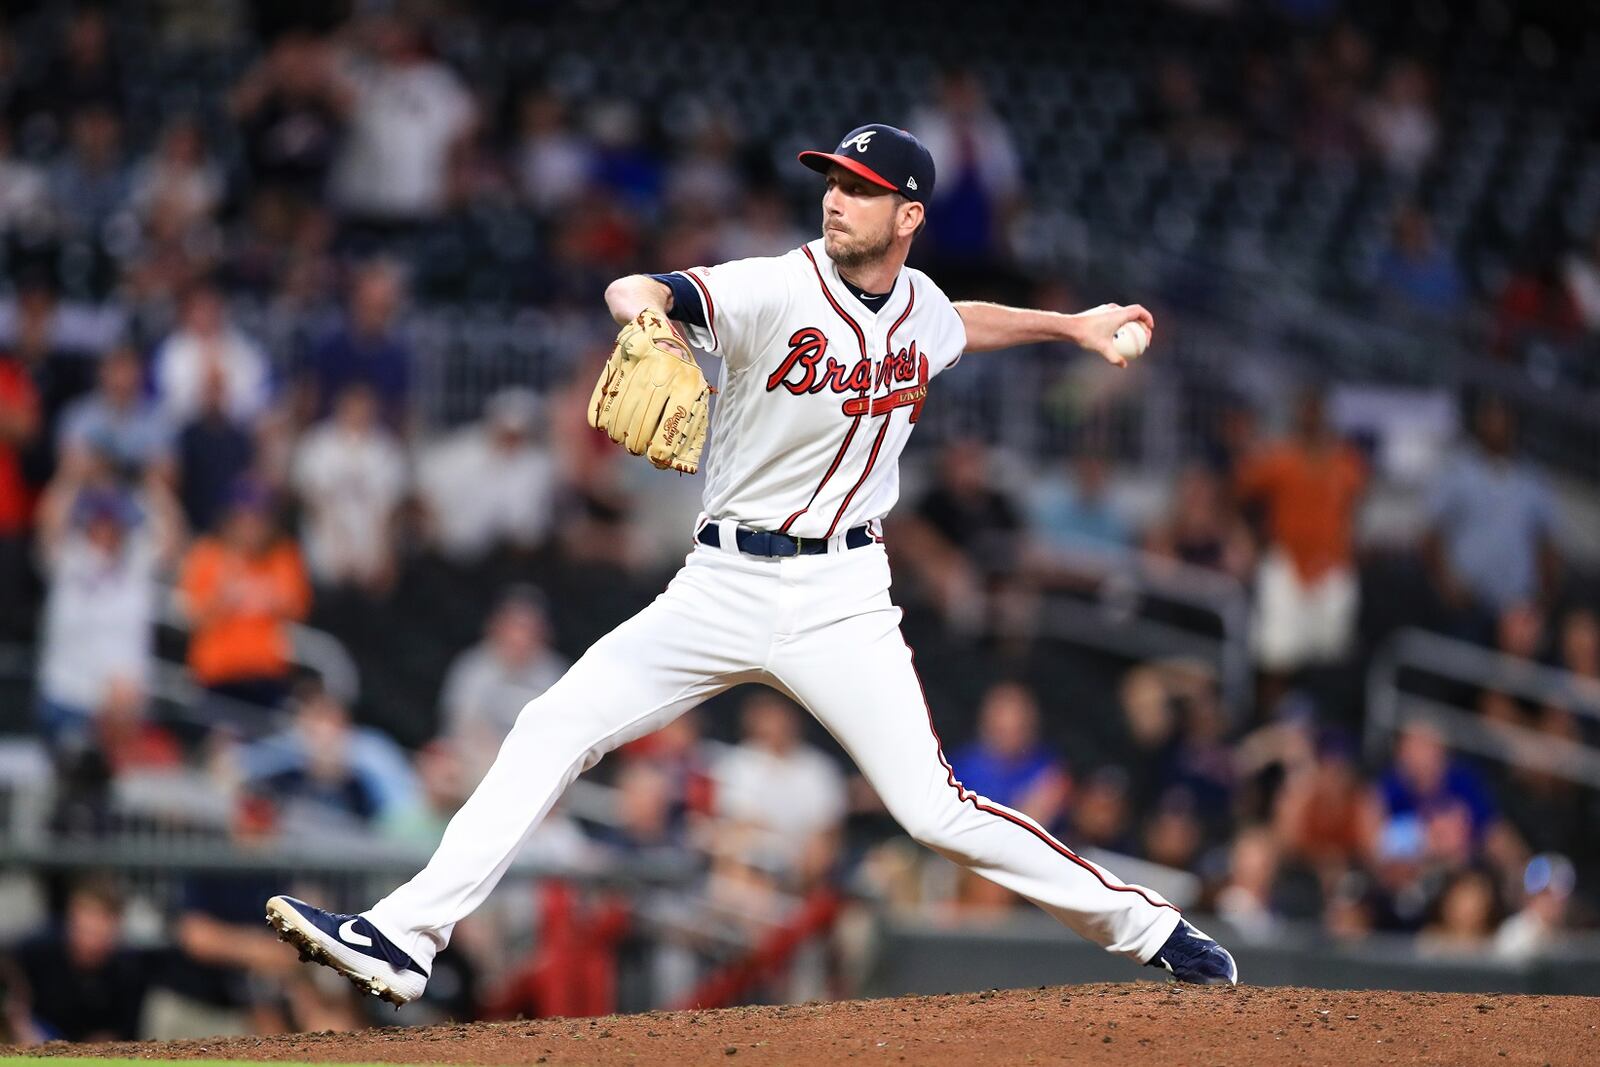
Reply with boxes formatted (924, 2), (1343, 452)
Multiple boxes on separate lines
(15, 983), (1596, 1066)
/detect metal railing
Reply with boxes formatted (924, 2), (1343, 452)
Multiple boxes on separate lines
(1022, 545), (1253, 721)
(0, 601), (361, 745)
(0, 750), (818, 1012)
(382, 290), (1596, 488)
(0, 642), (274, 740)
(155, 589), (362, 707)
(7, 250), (1598, 491)
(1365, 627), (1600, 788)
(1032, 216), (1600, 485)
(0, 832), (694, 887)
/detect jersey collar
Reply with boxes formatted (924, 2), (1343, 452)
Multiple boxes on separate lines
(841, 274), (895, 312)
(807, 238), (908, 328)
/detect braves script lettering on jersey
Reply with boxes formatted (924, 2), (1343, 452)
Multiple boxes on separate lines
(672, 239), (962, 539)
(352, 233), (1186, 986)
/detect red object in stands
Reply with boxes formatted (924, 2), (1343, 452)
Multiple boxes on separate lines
(485, 881), (630, 1019)
(676, 888), (844, 1010)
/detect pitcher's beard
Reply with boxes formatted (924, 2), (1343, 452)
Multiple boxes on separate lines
(823, 223), (895, 272)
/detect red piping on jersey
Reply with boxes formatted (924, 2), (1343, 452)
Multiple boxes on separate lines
(781, 246), (872, 533)
(824, 279), (915, 537)
(800, 246), (867, 361)
(898, 634), (1180, 916)
(825, 417), (890, 538)
(684, 270), (719, 351)
(886, 278), (916, 348)
(779, 417), (859, 532)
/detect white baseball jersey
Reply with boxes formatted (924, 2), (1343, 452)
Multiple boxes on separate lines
(667, 237), (967, 539)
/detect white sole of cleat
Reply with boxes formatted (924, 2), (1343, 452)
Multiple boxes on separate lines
(264, 896), (424, 1007)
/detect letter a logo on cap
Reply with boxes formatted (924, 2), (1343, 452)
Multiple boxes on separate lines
(843, 130), (876, 153)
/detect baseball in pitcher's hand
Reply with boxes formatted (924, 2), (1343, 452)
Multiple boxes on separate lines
(1070, 303), (1155, 368)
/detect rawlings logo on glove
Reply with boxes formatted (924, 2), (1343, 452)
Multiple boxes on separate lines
(587, 309), (711, 474)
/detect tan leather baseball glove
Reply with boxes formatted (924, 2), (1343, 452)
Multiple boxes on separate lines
(587, 309), (710, 474)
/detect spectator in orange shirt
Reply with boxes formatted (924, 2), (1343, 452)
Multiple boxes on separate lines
(0, 353), (41, 640)
(1235, 389), (1367, 675)
(178, 480), (311, 712)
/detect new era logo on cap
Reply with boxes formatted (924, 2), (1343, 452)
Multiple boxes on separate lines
(798, 124), (935, 204)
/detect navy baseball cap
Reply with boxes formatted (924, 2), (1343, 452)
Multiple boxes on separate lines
(798, 124), (935, 204)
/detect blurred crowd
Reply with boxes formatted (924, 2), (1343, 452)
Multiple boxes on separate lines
(1137, 14), (1600, 391)
(0, 0), (1598, 1044)
(882, 383), (1597, 954)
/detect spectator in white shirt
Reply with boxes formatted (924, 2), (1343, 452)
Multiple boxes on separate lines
(330, 17), (475, 222)
(513, 90), (594, 216)
(128, 117), (224, 229)
(438, 586), (569, 784)
(152, 284), (271, 427)
(291, 383), (407, 594)
(1495, 853), (1577, 961)
(1361, 59), (1439, 177)
(416, 388), (557, 564)
(711, 691), (847, 882)
(1563, 226), (1600, 332)
(0, 118), (52, 237)
(663, 116), (742, 214)
(34, 457), (184, 745)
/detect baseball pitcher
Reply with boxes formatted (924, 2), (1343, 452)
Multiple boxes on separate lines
(267, 124), (1238, 1004)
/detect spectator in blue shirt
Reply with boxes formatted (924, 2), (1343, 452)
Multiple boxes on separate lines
(1424, 395), (1560, 625)
(1377, 205), (1467, 316)
(1372, 724), (1498, 858)
(1026, 453), (1133, 560)
(949, 682), (1070, 830)
(301, 260), (412, 430)
(242, 680), (408, 826)
(56, 345), (173, 482)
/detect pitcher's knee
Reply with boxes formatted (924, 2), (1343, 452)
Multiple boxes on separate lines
(895, 807), (959, 854)
(895, 793), (1017, 869)
(508, 696), (608, 756)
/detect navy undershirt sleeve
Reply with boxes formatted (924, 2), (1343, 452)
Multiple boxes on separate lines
(647, 273), (707, 328)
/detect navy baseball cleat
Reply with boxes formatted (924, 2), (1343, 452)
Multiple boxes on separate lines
(265, 895), (427, 1006)
(1146, 918), (1239, 985)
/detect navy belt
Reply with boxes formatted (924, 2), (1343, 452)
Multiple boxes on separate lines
(697, 523), (875, 557)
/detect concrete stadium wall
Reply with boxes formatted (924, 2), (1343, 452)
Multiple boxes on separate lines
(866, 914), (1600, 998)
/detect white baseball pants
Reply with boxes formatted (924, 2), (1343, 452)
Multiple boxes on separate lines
(366, 525), (1181, 971)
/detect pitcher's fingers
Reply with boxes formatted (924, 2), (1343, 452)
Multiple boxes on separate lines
(1123, 303), (1155, 338)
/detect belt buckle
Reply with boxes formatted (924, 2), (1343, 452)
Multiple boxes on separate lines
(746, 529), (792, 558)
(792, 535), (807, 555)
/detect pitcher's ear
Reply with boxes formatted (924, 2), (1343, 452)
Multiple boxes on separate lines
(900, 199), (926, 239)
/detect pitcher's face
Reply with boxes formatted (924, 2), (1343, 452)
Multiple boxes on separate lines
(821, 167), (900, 270)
